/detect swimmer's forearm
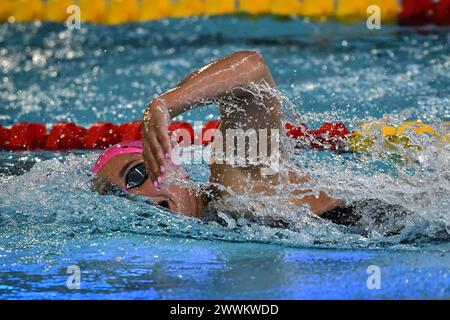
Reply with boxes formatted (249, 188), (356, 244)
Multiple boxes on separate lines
(151, 51), (275, 117)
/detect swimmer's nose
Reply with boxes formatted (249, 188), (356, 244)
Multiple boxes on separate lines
(161, 163), (189, 181)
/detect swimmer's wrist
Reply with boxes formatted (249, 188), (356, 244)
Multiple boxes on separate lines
(149, 96), (182, 118)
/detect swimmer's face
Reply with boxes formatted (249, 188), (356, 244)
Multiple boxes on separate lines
(95, 153), (202, 217)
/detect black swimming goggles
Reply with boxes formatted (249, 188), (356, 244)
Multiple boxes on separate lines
(125, 162), (148, 189)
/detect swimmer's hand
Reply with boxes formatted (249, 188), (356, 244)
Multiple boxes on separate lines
(142, 51), (277, 186)
(142, 101), (172, 185)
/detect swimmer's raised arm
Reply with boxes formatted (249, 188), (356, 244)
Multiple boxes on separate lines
(142, 51), (282, 182)
(153, 51), (276, 116)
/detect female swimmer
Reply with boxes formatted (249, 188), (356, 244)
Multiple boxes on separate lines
(93, 51), (408, 235)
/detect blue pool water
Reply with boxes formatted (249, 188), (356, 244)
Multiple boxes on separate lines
(0, 17), (449, 299)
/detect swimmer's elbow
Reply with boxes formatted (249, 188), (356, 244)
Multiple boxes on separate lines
(233, 50), (266, 66)
(231, 51), (274, 86)
(233, 50), (263, 58)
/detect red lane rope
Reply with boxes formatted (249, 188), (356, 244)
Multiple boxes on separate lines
(0, 121), (352, 152)
(400, 0), (450, 25)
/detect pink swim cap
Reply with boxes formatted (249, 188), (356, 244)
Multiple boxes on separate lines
(92, 140), (143, 175)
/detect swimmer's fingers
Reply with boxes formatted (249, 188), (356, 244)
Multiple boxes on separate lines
(157, 127), (172, 161)
(142, 138), (158, 184)
(142, 103), (171, 182)
(149, 133), (166, 175)
(152, 106), (171, 163)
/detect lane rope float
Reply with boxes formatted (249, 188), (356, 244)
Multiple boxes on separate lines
(1, 120), (448, 152)
(1, 0), (449, 25)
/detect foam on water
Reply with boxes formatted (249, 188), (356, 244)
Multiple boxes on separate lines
(0, 110), (448, 250)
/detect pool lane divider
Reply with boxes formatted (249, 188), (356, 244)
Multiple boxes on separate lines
(0, 121), (206, 151)
(0, 0), (449, 25)
(0, 120), (448, 153)
(399, 0), (450, 25)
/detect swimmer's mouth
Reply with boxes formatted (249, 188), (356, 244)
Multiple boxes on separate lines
(157, 198), (174, 211)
